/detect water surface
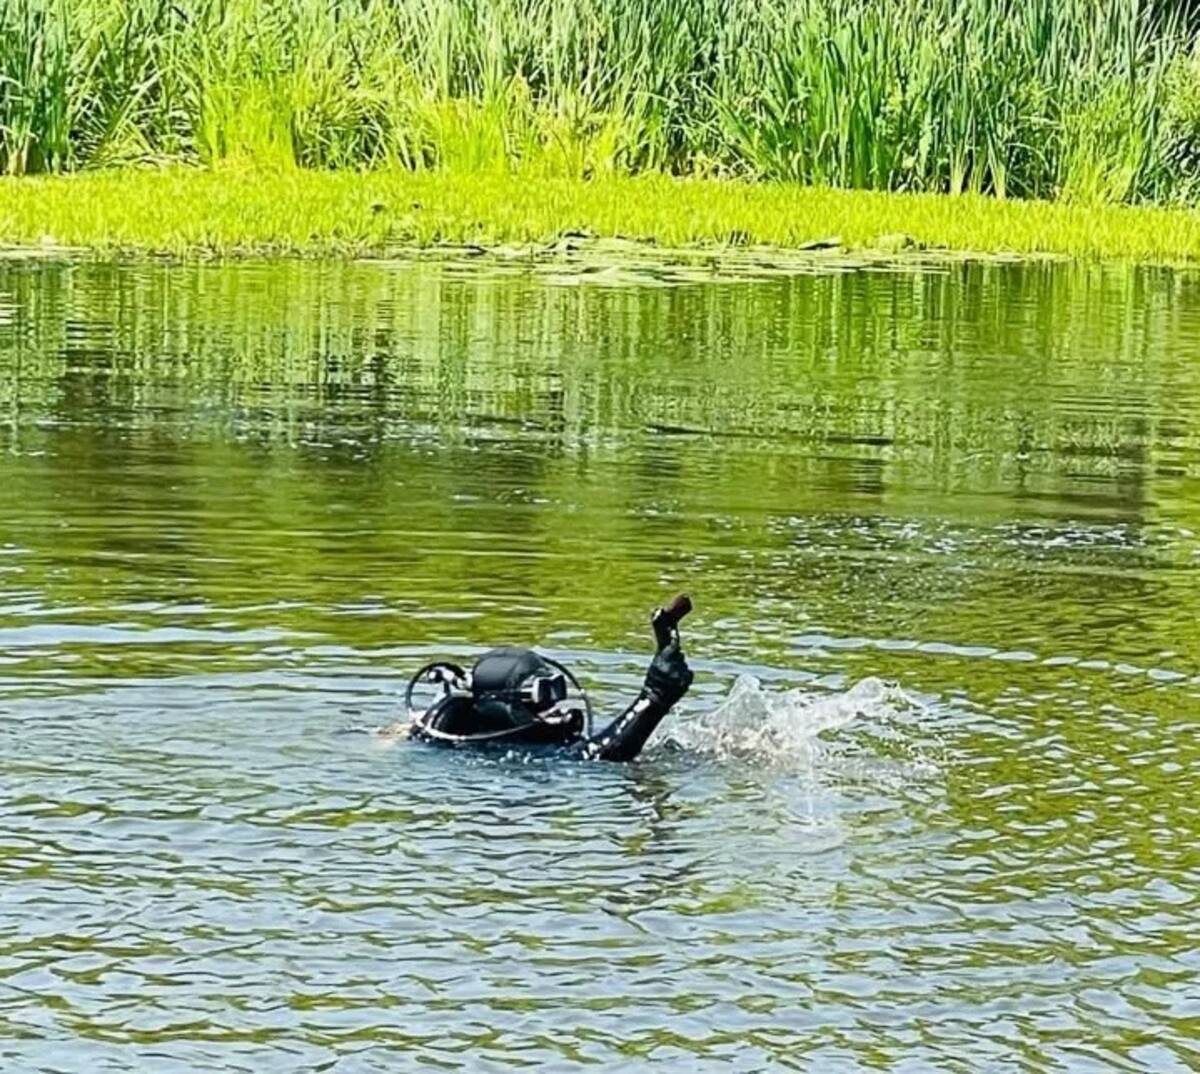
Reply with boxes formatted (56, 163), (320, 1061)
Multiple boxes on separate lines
(1, 254), (1197, 1072)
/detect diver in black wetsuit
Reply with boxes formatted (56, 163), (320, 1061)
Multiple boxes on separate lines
(406, 596), (694, 762)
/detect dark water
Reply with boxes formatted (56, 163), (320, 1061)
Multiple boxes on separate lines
(1, 254), (1197, 1072)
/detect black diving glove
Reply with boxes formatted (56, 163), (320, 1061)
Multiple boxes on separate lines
(643, 639), (693, 708)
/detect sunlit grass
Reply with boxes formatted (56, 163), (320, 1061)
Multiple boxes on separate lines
(3, 0), (1200, 207)
(3, 167), (1200, 264)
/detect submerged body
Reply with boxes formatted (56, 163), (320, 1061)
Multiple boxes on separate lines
(407, 598), (695, 762)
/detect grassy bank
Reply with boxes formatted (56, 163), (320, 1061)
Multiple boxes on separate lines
(6, 0), (1200, 265)
(4, 167), (1200, 264)
(4, 0), (1200, 208)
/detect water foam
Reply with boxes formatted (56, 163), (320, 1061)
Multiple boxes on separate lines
(663, 673), (934, 777)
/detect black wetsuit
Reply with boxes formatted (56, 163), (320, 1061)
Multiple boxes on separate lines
(409, 640), (693, 762)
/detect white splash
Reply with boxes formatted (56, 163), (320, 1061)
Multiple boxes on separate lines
(663, 674), (932, 773)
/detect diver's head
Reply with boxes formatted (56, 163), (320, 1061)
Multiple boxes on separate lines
(405, 646), (589, 745)
(469, 646), (582, 736)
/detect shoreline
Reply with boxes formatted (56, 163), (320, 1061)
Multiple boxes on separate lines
(2, 167), (1199, 269)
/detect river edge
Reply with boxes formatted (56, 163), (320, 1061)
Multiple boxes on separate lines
(2, 168), (1199, 270)
(1, 233), (1072, 279)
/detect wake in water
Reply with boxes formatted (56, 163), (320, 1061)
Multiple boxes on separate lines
(662, 674), (937, 782)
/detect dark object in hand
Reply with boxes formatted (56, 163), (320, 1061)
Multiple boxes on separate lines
(651, 592), (692, 651)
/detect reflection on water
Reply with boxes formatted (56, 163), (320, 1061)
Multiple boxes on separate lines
(0, 256), (1197, 1072)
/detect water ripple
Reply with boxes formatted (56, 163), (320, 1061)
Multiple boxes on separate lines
(1, 257), (1198, 1071)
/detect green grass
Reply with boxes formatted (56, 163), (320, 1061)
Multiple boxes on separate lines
(4, 166), (1200, 264)
(3, 0), (1200, 207)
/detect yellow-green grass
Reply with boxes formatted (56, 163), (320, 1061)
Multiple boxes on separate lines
(3, 166), (1200, 265)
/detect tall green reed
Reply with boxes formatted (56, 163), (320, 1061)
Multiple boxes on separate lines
(1, 0), (1197, 204)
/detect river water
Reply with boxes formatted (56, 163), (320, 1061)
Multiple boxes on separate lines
(0, 253), (1197, 1072)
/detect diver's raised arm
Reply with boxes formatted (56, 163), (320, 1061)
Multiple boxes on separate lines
(580, 596), (694, 762)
